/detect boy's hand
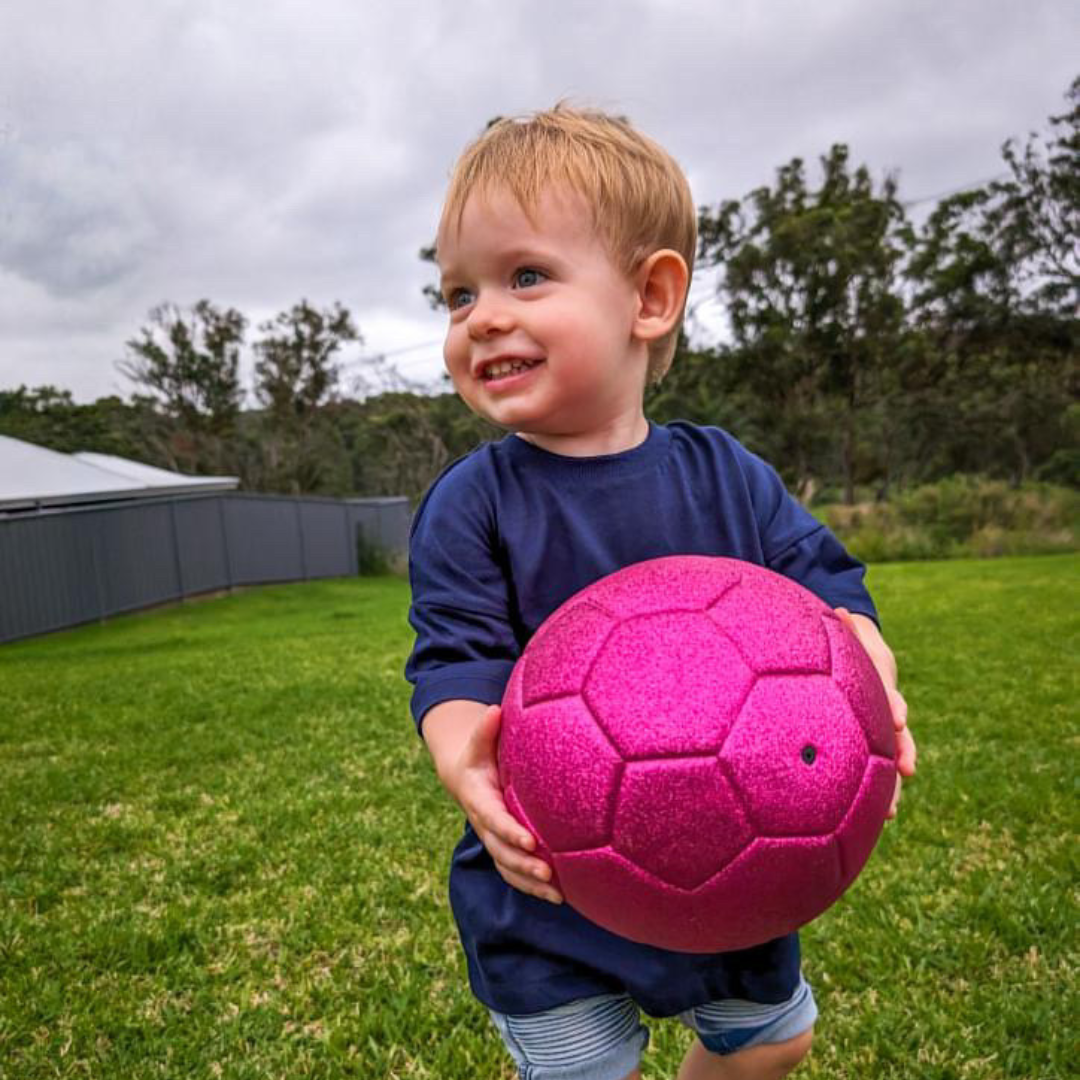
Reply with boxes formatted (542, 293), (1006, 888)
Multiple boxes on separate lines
(430, 703), (563, 904)
(835, 608), (917, 819)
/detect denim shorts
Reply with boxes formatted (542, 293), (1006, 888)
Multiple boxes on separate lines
(489, 975), (816, 1080)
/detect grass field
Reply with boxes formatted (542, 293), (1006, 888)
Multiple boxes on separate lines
(1, 555), (1077, 1079)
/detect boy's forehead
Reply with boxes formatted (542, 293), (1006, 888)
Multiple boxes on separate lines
(437, 183), (598, 264)
(439, 186), (533, 244)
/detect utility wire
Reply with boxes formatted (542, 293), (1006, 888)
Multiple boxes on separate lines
(338, 338), (444, 371)
(900, 172), (1010, 209)
(374, 337), (444, 358)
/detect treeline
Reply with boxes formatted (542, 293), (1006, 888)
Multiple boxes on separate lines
(2, 78), (1076, 507)
(659, 77), (1077, 503)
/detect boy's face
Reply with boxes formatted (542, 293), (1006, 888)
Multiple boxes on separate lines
(436, 185), (649, 446)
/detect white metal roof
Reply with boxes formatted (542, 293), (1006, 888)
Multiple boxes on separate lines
(0, 435), (239, 512)
(73, 451), (237, 491)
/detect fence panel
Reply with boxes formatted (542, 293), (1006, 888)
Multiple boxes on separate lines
(222, 497), (305, 585)
(94, 503), (181, 616)
(0, 514), (102, 640)
(376, 500), (411, 555)
(300, 501), (355, 578)
(349, 498), (411, 565)
(0, 493), (411, 644)
(175, 498), (231, 595)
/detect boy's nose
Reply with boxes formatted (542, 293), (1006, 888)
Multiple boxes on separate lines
(467, 293), (513, 339)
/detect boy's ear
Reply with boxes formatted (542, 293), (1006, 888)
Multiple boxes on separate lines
(631, 250), (689, 343)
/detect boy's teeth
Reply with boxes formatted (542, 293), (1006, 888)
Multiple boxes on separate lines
(485, 359), (539, 379)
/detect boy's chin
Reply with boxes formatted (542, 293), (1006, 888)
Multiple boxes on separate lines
(463, 400), (514, 432)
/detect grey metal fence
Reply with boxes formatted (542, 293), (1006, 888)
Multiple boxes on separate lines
(0, 492), (411, 644)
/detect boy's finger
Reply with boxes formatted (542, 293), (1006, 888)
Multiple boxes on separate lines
(895, 724), (917, 777)
(498, 865), (563, 904)
(483, 829), (549, 878)
(885, 775), (902, 819)
(466, 703), (503, 758)
(474, 799), (536, 852)
(888, 687), (909, 730)
(498, 813), (537, 852)
(473, 803), (540, 859)
(464, 775), (536, 849)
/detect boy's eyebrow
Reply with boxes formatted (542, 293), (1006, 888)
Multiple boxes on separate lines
(438, 244), (565, 290)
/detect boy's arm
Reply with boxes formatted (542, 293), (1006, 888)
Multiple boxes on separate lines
(423, 699), (563, 904)
(405, 467), (561, 901)
(836, 609), (917, 818)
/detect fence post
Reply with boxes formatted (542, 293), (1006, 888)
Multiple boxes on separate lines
(343, 505), (357, 575)
(88, 514), (108, 624)
(295, 499), (309, 580)
(218, 497), (235, 591)
(169, 501), (186, 599)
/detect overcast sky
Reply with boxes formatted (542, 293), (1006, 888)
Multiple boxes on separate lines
(0, 0), (1076, 404)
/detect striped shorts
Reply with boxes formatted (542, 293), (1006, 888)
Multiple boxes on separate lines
(489, 975), (816, 1080)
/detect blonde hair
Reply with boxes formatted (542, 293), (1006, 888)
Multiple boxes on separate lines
(439, 104), (696, 384)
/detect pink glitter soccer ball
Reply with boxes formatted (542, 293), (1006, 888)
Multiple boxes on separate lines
(498, 555), (896, 953)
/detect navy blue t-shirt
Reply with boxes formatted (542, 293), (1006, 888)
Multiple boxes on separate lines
(405, 420), (878, 1017)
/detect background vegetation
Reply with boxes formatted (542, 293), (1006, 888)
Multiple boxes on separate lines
(1, 556), (1076, 1078)
(2, 78), (1075, 528)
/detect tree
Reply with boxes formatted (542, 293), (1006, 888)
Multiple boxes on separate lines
(906, 78), (1078, 329)
(252, 300), (359, 493)
(419, 243), (444, 311)
(905, 75), (1079, 484)
(989, 74), (1079, 318)
(118, 300), (246, 474)
(0, 386), (156, 462)
(698, 146), (909, 502)
(334, 389), (497, 503)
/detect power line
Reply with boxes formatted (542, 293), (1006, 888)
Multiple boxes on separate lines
(900, 172), (1011, 209)
(339, 338), (444, 371)
(376, 337), (444, 358)
(394, 351), (445, 372)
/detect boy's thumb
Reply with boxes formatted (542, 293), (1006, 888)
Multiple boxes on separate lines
(474, 703), (503, 751)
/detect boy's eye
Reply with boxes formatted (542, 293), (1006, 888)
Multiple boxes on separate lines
(513, 268), (546, 289)
(447, 287), (475, 310)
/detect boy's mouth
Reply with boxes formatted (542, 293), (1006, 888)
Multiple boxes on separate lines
(480, 358), (544, 382)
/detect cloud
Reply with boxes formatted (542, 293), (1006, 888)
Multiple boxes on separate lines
(0, 0), (1075, 399)
(0, 136), (158, 294)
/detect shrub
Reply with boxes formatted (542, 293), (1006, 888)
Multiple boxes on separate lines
(356, 529), (395, 576)
(818, 477), (1078, 562)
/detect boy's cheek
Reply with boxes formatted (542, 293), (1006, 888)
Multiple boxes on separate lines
(443, 344), (472, 387)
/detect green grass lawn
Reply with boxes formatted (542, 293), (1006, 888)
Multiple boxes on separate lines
(1, 556), (1077, 1079)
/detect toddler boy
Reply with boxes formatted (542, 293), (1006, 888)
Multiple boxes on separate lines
(405, 105), (915, 1080)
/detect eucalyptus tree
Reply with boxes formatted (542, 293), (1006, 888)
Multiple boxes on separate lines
(252, 300), (358, 494)
(905, 75), (1078, 483)
(119, 300), (246, 474)
(698, 145), (909, 502)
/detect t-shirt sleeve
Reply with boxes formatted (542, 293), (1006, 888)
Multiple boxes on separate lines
(732, 438), (880, 626)
(404, 461), (519, 735)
